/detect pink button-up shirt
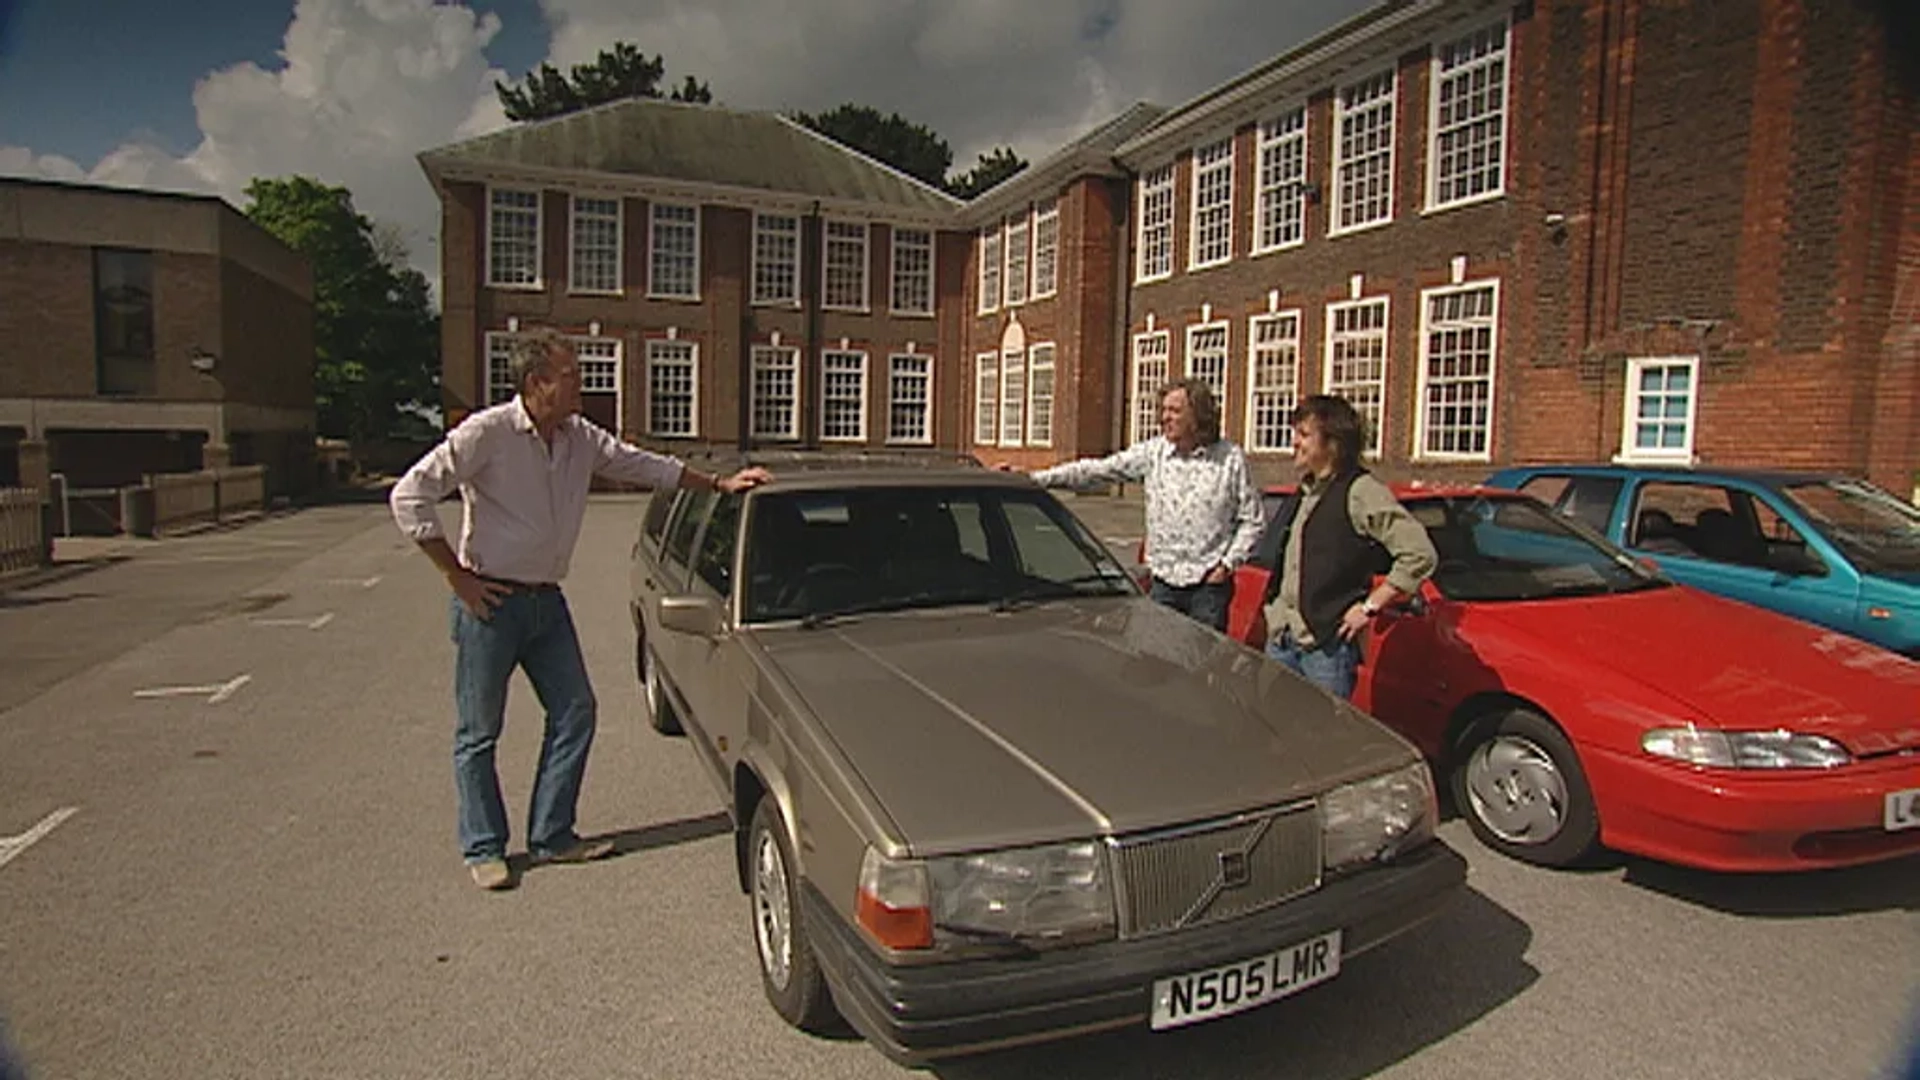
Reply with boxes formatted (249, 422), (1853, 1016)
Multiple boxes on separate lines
(389, 398), (685, 584)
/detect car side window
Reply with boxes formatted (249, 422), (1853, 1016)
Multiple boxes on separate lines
(1521, 474), (1622, 535)
(1517, 475), (1569, 505)
(639, 490), (677, 554)
(1632, 482), (1764, 565)
(692, 494), (742, 596)
(664, 489), (714, 569)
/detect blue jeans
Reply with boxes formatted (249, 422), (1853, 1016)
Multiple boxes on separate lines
(1267, 629), (1361, 700)
(449, 587), (598, 863)
(1149, 577), (1233, 632)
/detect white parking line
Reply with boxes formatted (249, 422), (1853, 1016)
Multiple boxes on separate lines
(133, 674), (253, 704)
(324, 575), (382, 589)
(251, 612), (334, 630)
(0, 807), (79, 872)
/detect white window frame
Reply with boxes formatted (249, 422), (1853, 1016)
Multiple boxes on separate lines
(1245, 311), (1302, 453)
(1253, 107), (1308, 255)
(977, 230), (1002, 314)
(572, 336), (621, 393)
(820, 349), (869, 442)
(1004, 214), (1031, 307)
(886, 353), (934, 445)
(1426, 17), (1511, 213)
(1136, 165), (1175, 283)
(1026, 342), (1056, 448)
(1413, 279), (1500, 462)
(1324, 296), (1391, 457)
(1184, 321), (1231, 409)
(822, 220), (870, 312)
(973, 352), (999, 446)
(645, 338), (700, 438)
(1617, 356), (1702, 465)
(567, 194), (622, 295)
(998, 346), (1026, 447)
(749, 344), (800, 440)
(1032, 200), (1060, 299)
(483, 331), (518, 405)
(485, 186), (542, 290)
(647, 202), (701, 301)
(751, 213), (801, 307)
(1329, 69), (1398, 238)
(1188, 137), (1235, 270)
(1130, 330), (1172, 444)
(889, 227), (935, 317)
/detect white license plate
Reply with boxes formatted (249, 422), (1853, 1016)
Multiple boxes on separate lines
(1149, 929), (1342, 1031)
(1886, 788), (1920, 832)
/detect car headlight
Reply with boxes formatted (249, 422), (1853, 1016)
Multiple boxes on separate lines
(858, 841), (1116, 951)
(1642, 727), (1851, 769)
(1320, 761), (1436, 871)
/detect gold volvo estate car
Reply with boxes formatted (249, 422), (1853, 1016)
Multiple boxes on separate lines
(629, 453), (1467, 1066)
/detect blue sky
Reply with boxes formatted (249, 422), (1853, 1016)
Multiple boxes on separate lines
(0, 0), (547, 167)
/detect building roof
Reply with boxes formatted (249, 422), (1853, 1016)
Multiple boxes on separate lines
(959, 102), (1167, 225)
(418, 97), (964, 218)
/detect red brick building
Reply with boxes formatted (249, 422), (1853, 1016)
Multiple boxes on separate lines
(0, 178), (317, 500)
(424, 0), (1916, 495)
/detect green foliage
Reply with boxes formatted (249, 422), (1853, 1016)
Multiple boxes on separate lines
(793, 103), (1030, 198)
(949, 146), (1029, 200)
(495, 42), (711, 122)
(242, 177), (439, 442)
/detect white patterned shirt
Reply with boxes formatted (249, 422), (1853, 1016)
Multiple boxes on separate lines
(1030, 436), (1264, 587)
(389, 397), (685, 584)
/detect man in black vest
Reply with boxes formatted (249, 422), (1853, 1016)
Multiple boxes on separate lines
(1260, 395), (1436, 698)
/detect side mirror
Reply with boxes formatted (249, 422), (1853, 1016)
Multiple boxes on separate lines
(658, 594), (726, 639)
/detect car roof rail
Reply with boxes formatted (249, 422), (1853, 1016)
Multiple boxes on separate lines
(669, 444), (988, 473)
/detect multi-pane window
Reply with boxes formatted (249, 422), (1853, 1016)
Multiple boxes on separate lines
(1185, 323), (1230, 406)
(646, 339), (698, 437)
(1430, 21), (1509, 208)
(487, 188), (540, 287)
(649, 203), (699, 299)
(891, 227), (934, 315)
(94, 248), (156, 395)
(1004, 215), (1030, 306)
(821, 350), (868, 441)
(974, 352), (999, 445)
(574, 338), (619, 393)
(1325, 298), (1389, 455)
(753, 213), (800, 305)
(823, 221), (869, 310)
(1255, 108), (1307, 252)
(1247, 313), (1301, 452)
(1190, 138), (1235, 268)
(568, 196), (620, 293)
(1621, 357), (1700, 461)
(978, 229), (1002, 313)
(1131, 332), (1171, 444)
(1137, 165), (1174, 281)
(485, 332), (516, 405)
(1417, 283), (1499, 459)
(999, 347), (1026, 446)
(1332, 71), (1396, 234)
(887, 354), (933, 444)
(1032, 200), (1059, 298)
(750, 345), (799, 440)
(1027, 343), (1056, 446)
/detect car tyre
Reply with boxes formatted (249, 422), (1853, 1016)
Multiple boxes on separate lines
(637, 629), (682, 736)
(748, 797), (840, 1034)
(1451, 707), (1600, 867)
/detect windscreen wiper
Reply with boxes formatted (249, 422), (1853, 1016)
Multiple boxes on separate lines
(990, 573), (1133, 612)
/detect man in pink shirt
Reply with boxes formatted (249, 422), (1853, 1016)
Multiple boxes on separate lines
(391, 328), (770, 890)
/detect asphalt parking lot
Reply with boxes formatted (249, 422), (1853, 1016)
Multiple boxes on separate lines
(0, 493), (1915, 1080)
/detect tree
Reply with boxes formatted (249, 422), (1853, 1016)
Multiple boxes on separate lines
(949, 146), (1029, 200)
(242, 177), (440, 443)
(496, 42), (712, 122)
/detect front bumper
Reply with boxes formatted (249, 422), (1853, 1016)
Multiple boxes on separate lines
(1584, 746), (1920, 871)
(805, 840), (1468, 1066)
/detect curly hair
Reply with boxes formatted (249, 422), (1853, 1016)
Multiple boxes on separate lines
(506, 326), (575, 396)
(1158, 377), (1222, 445)
(1291, 393), (1366, 472)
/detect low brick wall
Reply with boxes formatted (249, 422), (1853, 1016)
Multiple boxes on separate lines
(214, 465), (267, 517)
(150, 472), (218, 534)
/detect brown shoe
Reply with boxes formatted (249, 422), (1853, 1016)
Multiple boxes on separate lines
(469, 858), (512, 890)
(532, 838), (615, 865)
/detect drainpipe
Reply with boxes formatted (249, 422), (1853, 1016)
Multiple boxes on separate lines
(1111, 175), (1134, 458)
(803, 200), (823, 449)
(738, 226), (754, 455)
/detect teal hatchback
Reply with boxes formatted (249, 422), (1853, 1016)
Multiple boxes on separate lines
(1484, 464), (1920, 659)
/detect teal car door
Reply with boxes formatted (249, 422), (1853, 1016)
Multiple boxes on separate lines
(1621, 478), (1861, 634)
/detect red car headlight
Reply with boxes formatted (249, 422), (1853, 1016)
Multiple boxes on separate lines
(1641, 727), (1851, 769)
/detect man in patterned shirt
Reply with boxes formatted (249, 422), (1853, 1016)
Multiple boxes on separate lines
(1015, 378), (1262, 632)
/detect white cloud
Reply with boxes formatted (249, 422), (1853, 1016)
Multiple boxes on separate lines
(0, 0), (513, 290)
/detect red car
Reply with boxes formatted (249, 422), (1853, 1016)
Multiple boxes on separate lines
(1137, 483), (1920, 872)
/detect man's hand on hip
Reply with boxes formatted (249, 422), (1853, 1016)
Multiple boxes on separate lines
(1336, 601), (1372, 642)
(1204, 563), (1232, 585)
(449, 568), (511, 619)
(716, 466), (774, 494)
